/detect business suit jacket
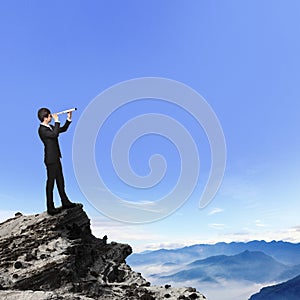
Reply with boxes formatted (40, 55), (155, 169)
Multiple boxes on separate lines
(38, 120), (71, 164)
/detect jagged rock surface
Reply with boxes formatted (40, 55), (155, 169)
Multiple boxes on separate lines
(0, 206), (206, 300)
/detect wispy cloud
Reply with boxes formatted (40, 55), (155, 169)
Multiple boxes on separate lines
(208, 207), (224, 216)
(210, 226), (300, 244)
(90, 216), (165, 252)
(209, 223), (227, 230)
(254, 219), (267, 227)
(112, 223), (300, 253)
(142, 242), (188, 250)
(293, 225), (300, 232)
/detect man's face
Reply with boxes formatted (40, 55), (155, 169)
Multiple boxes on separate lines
(45, 114), (52, 124)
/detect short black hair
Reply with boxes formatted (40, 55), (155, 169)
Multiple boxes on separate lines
(38, 108), (51, 122)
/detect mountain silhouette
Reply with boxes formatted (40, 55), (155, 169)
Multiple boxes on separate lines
(249, 274), (300, 300)
(127, 240), (300, 266)
(158, 250), (300, 284)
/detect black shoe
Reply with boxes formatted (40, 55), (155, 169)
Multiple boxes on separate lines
(47, 207), (62, 216)
(62, 201), (77, 209)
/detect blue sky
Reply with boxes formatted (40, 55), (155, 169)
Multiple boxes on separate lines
(0, 1), (300, 252)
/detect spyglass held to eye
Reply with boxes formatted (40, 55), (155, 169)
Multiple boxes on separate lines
(53, 108), (77, 115)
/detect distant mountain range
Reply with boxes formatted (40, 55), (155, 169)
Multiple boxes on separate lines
(127, 240), (300, 300)
(158, 250), (300, 284)
(249, 274), (300, 300)
(127, 240), (300, 266)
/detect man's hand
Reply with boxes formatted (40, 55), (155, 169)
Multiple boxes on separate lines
(52, 113), (59, 122)
(67, 111), (72, 120)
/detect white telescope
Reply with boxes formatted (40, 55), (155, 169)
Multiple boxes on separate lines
(55, 108), (77, 115)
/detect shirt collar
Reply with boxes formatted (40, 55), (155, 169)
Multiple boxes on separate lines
(40, 123), (52, 128)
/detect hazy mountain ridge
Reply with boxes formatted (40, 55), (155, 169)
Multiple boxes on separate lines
(128, 240), (300, 300)
(127, 240), (300, 266)
(158, 250), (300, 284)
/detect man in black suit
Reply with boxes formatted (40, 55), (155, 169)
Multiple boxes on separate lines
(38, 107), (76, 215)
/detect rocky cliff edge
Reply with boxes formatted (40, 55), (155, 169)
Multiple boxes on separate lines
(0, 205), (206, 300)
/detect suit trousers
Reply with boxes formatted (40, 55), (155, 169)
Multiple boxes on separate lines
(45, 159), (69, 210)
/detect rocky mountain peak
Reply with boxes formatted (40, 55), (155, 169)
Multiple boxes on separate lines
(0, 205), (206, 300)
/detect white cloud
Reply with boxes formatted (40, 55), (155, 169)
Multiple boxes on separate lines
(254, 219), (267, 227)
(90, 216), (165, 252)
(142, 242), (188, 251)
(208, 223), (227, 230)
(207, 226), (300, 244)
(208, 207), (224, 216)
(121, 223), (300, 253)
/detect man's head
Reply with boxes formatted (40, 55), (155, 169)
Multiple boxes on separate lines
(38, 108), (52, 123)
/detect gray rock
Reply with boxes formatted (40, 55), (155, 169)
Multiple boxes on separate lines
(14, 261), (22, 269)
(0, 205), (206, 299)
